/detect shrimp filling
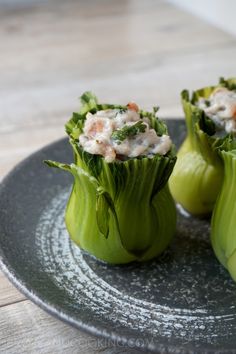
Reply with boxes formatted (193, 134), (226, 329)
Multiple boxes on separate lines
(197, 87), (236, 134)
(79, 104), (172, 162)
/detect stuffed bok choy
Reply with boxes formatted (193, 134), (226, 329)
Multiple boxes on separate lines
(211, 137), (236, 281)
(45, 92), (177, 264)
(169, 77), (236, 216)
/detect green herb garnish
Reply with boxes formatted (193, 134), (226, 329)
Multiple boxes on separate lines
(111, 121), (147, 143)
(219, 77), (236, 91)
(115, 108), (127, 116)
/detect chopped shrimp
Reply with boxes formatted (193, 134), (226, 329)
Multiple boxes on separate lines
(127, 102), (139, 112)
(88, 120), (105, 137)
(223, 103), (236, 119)
(94, 141), (116, 162)
(231, 105), (236, 120)
(104, 145), (116, 163)
(231, 103), (236, 121)
(83, 115), (114, 141)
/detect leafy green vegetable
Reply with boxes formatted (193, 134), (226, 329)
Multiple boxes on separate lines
(219, 77), (236, 91)
(169, 78), (236, 216)
(211, 137), (236, 281)
(45, 92), (177, 264)
(111, 121), (147, 143)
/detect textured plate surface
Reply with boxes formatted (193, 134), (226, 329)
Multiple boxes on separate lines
(0, 120), (236, 354)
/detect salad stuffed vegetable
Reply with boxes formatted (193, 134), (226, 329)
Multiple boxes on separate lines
(211, 136), (236, 282)
(45, 92), (177, 264)
(169, 77), (236, 216)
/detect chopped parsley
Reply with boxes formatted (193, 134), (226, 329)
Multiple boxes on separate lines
(219, 77), (236, 91)
(115, 108), (127, 116)
(111, 121), (147, 143)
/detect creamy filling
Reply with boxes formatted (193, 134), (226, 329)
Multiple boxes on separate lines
(79, 104), (172, 162)
(197, 87), (236, 134)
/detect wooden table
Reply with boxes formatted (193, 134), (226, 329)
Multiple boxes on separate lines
(0, 0), (235, 352)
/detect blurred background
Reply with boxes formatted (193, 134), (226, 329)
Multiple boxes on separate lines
(1, 0), (236, 181)
(0, 0), (236, 353)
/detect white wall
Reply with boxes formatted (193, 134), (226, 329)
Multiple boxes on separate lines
(169, 0), (236, 36)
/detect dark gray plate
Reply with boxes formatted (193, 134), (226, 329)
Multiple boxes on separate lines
(0, 120), (236, 354)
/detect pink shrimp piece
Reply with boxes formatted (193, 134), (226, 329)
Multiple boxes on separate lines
(232, 105), (236, 120)
(88, 119), (105, 137)
(127, 102), (139, 112)
(104, 145), (116, 162)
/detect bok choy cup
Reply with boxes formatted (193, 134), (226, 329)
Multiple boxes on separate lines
(211, 136), (236, 282)
(45, 92), (177, 264)
(169, 77), (236, 217)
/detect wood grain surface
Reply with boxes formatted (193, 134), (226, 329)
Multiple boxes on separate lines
(0, 0), (236, 353)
